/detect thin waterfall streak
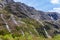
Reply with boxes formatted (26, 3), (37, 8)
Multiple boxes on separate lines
(39, 21), (44, 26)
(36, 19), (52, 38)
(6, 24), (11, 32)
(10, 15), (18, 25)
(44, 28), (52, 38)
(1, 14), (11, 32)
(29, 31), (32, 35)
(36, 19), (44, 26)
(51, 16), (54, 20)
(53, 28), (60, 32)
(32, 26), (39, 35)
(21, 30), (24, 36)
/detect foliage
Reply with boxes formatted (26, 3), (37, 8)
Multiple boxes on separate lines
(0, 30), (10, 35)
(0, 34), (60, 40)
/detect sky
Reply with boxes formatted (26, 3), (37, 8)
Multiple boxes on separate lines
(14, 0), (60, 13)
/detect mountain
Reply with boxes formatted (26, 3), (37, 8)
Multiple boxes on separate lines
(0, 0), (60, 40)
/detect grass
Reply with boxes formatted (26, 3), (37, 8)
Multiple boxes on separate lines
(0, 34), (60, 40)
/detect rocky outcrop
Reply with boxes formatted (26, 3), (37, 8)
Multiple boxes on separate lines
(0, 0), (14, 9)
(0, 0), (60, 21)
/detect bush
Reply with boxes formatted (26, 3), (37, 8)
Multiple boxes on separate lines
(0, 30), (10, 35)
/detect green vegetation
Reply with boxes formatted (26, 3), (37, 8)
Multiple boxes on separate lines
(0, 34), (60, 40)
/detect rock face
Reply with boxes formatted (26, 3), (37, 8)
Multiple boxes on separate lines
(0, 0), (60, 21)
(47, 12), (60, 20)
(4, 2), (51, 21)
(0, 0), (14, 8)
(3, 0), (60, 21)
(0, 0), (60, 38)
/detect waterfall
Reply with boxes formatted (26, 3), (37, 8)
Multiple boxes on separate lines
(39, 21), (52, 38)
(44, 28), (52, 38)
(21, 30), (24, 36)
(31, 25), (39, 36)
(53, 28), (60, 32)
(51, 16), (54, 20)
(1, 14), (11, 32)
(18, 20), (26, 24)
(10, 14), (19, 26)
(29, 31), (32, 35)
(39, 21), (45, 26)
(36, 19), (44, 26)
(36, 19), (52, 38)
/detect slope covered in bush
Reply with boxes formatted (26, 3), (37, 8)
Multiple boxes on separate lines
(0, 0), (60, 40)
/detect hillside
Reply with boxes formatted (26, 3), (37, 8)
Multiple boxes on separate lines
(0, 0), (60, 40)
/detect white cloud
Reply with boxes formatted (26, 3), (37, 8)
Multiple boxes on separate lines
(50, 0), (60, 4)
(49, 8), (60, 13)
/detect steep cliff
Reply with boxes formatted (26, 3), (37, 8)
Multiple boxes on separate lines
(0, 0), (60, 39)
